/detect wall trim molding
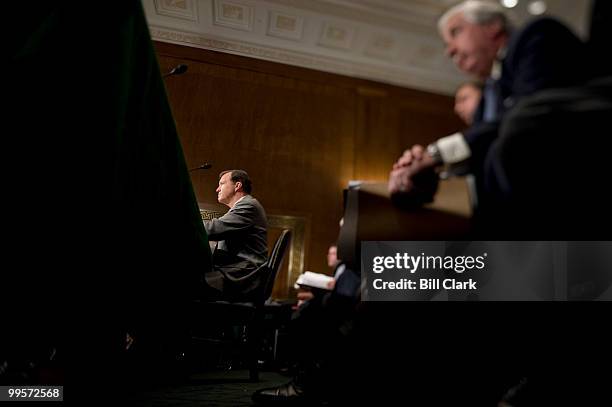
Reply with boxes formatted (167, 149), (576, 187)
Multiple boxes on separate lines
(149, 25), (460, 94)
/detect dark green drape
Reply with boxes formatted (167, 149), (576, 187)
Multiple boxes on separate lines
(5, 0), (211, 388)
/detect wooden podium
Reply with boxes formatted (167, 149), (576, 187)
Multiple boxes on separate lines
(337, 178), (472, 269)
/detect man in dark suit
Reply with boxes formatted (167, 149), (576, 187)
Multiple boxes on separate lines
(454, 81), (483, 126)
(204, 170), (268, 301)
(382, 2), (611, 405)
(388, 0), (589, 237)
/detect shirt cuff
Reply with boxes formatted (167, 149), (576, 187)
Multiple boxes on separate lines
(437, 132), (471, 164)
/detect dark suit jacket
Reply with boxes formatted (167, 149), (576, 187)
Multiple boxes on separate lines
(462, 17), (590, 237)
(204, 195), (268, 300)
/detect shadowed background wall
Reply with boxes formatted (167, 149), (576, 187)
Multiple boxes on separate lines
(155, 42), (462, 299)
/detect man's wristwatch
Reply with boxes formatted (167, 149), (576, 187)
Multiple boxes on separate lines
(426, 143), (443, 166)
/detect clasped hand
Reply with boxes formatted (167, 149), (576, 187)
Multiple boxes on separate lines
(389, 145), (436, 193)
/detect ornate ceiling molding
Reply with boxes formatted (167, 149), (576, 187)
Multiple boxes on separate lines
(265, 0), (452, 34)
(144, 0), (591, 95)
(144, 0), (465, 94)
(150, 26), (461, 94)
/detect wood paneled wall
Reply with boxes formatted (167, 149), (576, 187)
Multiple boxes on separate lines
(154, 42), (463, 298)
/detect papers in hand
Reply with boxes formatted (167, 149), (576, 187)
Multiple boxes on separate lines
(294, 271), (335, 290)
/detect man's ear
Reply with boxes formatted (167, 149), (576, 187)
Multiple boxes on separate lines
(235, 181), (242, 191)
(484, 20), (504, 40)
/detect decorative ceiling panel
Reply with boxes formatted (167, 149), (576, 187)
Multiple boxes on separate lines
(143, 0), (592, 95)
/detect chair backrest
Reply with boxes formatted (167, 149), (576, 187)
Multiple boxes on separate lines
(260, 229), (291, 303)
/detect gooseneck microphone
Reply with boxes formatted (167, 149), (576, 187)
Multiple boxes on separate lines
(163, 64), (188, 78)
(189, 163), (212, 172)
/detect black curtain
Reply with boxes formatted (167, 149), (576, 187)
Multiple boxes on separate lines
(4, 0), (212, 394)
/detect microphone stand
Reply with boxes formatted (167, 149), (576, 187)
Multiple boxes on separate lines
(189, 164), (212, 172)
(163, 64), (188, 78)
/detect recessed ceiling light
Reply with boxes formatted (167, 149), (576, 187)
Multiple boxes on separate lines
(501, 0), (519, 8)
(527, 1), (547, 15)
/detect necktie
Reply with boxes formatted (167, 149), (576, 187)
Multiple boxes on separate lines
(483, 78), (500, 122)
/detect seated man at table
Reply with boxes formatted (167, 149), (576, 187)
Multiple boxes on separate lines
(388, 0), (591, 238)
(204, 170), (268, 302)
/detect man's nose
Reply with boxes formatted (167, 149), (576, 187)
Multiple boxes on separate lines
(445, 43), (457, 59)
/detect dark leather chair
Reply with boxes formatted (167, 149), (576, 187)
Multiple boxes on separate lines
(490, 76), (612, 238)
(192, 229), (291, 381)
(588, 0), (612, 78)
(480, 0), (612, 240)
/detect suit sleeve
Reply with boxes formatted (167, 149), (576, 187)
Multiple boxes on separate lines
(462, 120), (499, 177)
(205, 201), (256, 240)
(509, 18), (586, 97)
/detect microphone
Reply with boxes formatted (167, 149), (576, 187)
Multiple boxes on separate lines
(163, 64), (188, 78)
(189, 163), (212, 172)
